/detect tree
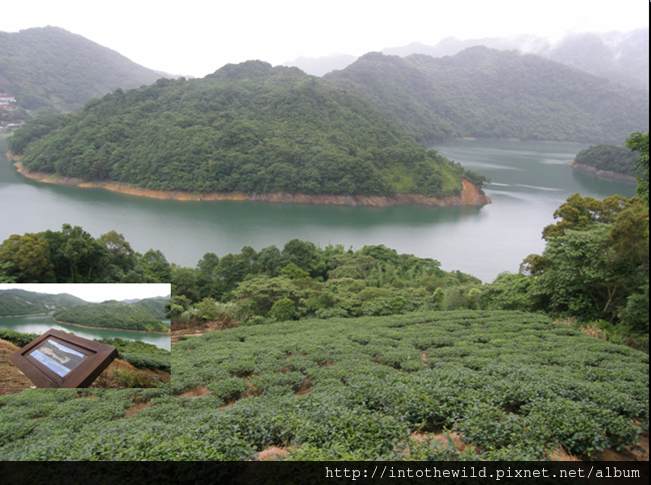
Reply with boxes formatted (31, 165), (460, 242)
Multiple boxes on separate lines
(282, 239), (317, 272)
(100, 230), (136, 273)
(268, 298), (296, 321)
(53, 224), (106, 282)
(525, 194), (648, 326)
(139, 249), (171, 282)
(195, 297), (218, 321)
(0, 233), (54, 282)
(625, 131), (649, 204)
(530, 227), (625, 321)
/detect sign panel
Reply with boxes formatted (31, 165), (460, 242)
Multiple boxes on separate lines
(10, 329), (118, 388)
(30, 340), (88, 377)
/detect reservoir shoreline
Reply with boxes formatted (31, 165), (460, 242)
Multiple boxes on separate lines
(10, 157), (491, 207)
(52, 318), (171, 335)
(568, 162), (637, 183)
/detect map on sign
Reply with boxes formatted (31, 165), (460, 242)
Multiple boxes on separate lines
(29, 340), (87, 378)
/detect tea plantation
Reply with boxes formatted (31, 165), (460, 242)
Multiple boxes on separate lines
(0, 311), (647, 460)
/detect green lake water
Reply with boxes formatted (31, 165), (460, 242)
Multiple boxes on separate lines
(0, 314), (171, 351)
(0, 138), (634, 283)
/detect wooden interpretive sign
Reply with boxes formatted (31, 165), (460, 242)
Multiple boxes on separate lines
(10, 329), (118, 388)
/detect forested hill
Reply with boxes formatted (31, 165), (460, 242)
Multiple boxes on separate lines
(572, 144), (638, 176)
(53, 301), (169, 333)
(323, 47), (649, 144)
(0, 290), (87, 317)
(10, 61), (486, 199)
(0, 26), (164, 114)
(132, 298), (168, 321)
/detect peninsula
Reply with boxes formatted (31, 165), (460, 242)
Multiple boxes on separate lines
(12, 161), (490, 206)
(9, 60), (489, 205)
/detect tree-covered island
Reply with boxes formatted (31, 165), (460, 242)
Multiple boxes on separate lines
(569, 144), (638, 181)
(8, 61), (489, 205)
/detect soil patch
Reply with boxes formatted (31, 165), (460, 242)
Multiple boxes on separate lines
(0, 339), (34, 391)
(294, 378), (312, 396)
(125, 401), (151, 418)
(90, 359), (170, 388)
(171, 318), (236, 344)
(179, 385), (209, 399)
(257, 446), (290, 461)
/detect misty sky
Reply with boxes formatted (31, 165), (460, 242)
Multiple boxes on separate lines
(0, 284), (170, 303)
(1, 1), (648, 77)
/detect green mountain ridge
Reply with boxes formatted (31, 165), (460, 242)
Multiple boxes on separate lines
(0, 289), (87, 317)
(10, 61), (483, 199)
(324, 47), (649, 144)
(381, 29), (649, 91)
(53, 300), (169, 333)
(131, 298), (167, 320)
(0, 26), (165, 114)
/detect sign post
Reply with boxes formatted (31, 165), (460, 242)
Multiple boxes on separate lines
(10, 329), (118, 388)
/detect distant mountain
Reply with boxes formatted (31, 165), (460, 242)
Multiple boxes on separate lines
(323, 47), (649, 144)
(382, 29), (649, 91)
(0, 289), (87, 317)
(0, 26), (165, 114)
(284, 29), (649, 92)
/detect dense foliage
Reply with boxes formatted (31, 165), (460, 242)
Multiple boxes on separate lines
(0, 26), (162, 113)
(10, 61), (483, 198)
(54, 301), (169, 333)
(132, 298), (168, 321)
(573, 144), (637, 175)
(0, 311), (646, 460)
(482, 194), (648, 347)
(168, 241), (481, 325)
(626, 131), (649, 204)
(324, 47), (649, 144)
(94, 337), (171, 371)
(0, 224), (172, 284)
(0, 289), (86, 316)
(0, 329), (40, 348)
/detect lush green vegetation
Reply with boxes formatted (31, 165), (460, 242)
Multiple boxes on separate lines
(132, 298), (167, 321)
(0, 26), (162, 114)
(10, 61), (485, 198)
(165, 194), (647, 351)
(0, 329), (40, 348)
(0, 292), (44, 316)
(0, 311), (646, 460)
(0, 163), (647, 459)
(484, 193), (648, 349)
(573, 144), (638, 175)
(167, 240), (481, 327)
(54, 301), (169, 333)
(324, 47), (649, 144)
(0, 224), (172, 283)
(0, 289), (87, 316)
(94, 337), (171, 371)
(626, 131), (649, 204)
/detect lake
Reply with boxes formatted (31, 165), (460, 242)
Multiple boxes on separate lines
(0, 138), (635, 283)
(0, 314), (171, 351)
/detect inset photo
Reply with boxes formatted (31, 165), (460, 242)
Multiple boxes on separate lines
(0, 283), (170, 391)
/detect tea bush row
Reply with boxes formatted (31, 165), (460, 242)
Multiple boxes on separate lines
(1, 310), (647, 460)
